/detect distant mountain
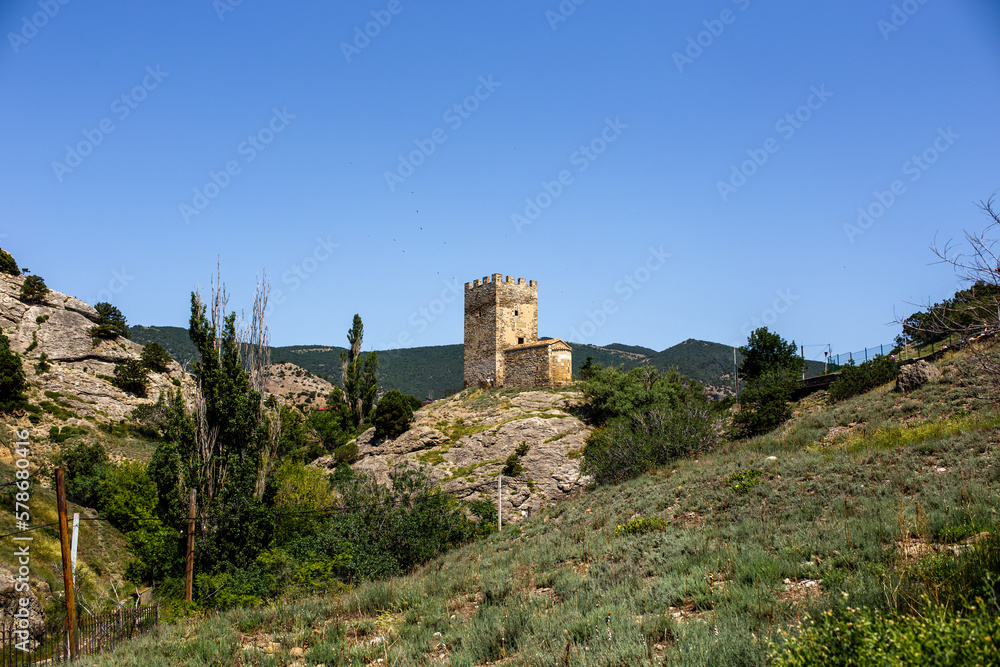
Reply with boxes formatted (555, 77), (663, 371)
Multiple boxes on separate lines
(131, 326), (826, 400)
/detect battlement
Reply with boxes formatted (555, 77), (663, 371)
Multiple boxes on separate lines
(464, 275), (537, 290)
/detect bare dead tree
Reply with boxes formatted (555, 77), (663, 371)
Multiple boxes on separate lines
(236, 271), (281, 498)
(897, 195), (1000, 394)
(191, 264), (227, 509)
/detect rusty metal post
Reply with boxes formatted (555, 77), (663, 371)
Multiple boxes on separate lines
(55, 469), (78, 660)
(185, 488), (196, 602)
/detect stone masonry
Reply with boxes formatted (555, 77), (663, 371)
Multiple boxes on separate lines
(464, 274), (571, 388)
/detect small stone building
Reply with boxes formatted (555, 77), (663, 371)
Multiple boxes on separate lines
(463, 273), (572, 388)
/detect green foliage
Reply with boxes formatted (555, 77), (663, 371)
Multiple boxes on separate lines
(0, 248), (20, 275)
(271, 461), (335, 546)
(581, 366), (717, 485)
(34, 351), (50, 374)
(502, 452), (524, 476)
(53, 441), (111, 508)
(0, 331), (27, 412)
(726, 468), (762, 494)
(897, 280), (1000, 348)
(772, 600), (1000, 666)
(19, 274), (48, 303)
(287, 467), (491, 581)
(614, 516), (666, 536)
(341, 314), (366, 427)
(334, 441), (358, 464)
(90, 302), (129, 340)
(114, 359), (149, 397)
(97, 462), (170, 584)
(829, 355), (900, 402)
(140, 341), (172, 372)
(732, 327), (803, 438)
(373, 389), (414, 439)
(129, 392), (170, 439)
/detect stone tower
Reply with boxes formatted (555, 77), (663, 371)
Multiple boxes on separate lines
(463, 274), (538, 388)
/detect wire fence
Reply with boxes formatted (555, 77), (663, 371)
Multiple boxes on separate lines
(0, 604), (157, 666)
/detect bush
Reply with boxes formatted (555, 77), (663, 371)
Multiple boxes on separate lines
(502, 452), (524, 476)
(53, 441), (111, 507)
(114, 359), (149, 397)
(19, 275), (48, 303)
(90, 302), (129, 340)
(0, 249), (20, 275)
(0, 331), (27, 412)
(614, 516), (667, 536)
(730, 369), (797, 438)
(140, 342), (172, 372)
(771, 601), (1000, 666)
(373, 389), (414, 439)
(334, 441), (358, 464)
(828, 355), (900, 402)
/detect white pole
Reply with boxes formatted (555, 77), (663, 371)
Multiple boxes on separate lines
(497, 475), (502, 533)
(70, 513), (79, 590)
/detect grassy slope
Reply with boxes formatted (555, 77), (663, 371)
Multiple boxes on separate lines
(85, 347), (1000, 666)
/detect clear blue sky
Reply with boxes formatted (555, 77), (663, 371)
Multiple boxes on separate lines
(3, 0), (999, 362)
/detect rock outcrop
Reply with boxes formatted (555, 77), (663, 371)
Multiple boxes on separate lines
(896, 360), (942, 393)
(311, 388), (592, 523)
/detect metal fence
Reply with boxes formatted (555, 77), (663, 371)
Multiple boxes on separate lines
(0, 605), (157, 666)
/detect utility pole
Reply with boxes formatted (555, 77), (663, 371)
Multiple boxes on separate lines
(55, 469), (78, 661)
(497, 475), (502, 533)
(185, 488), (196, 602)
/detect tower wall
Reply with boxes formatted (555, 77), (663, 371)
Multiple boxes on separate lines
(464, 274), (538, 387)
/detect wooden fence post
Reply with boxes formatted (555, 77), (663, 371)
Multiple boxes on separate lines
(55, 469), (78, 660)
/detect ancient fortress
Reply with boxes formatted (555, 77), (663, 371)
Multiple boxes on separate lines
(463, 274), (572, 388)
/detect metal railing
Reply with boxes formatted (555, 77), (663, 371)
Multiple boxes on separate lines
(0, 604), (157, 666)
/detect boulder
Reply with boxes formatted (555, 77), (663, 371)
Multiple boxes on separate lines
(896, 360), (942, 393)
(0, 567), (49, 639)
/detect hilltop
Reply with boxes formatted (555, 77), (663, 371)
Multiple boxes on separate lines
(131, 326), (829, 400)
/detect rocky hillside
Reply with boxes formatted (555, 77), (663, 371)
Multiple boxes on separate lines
(265, 361), (337, 410)
(311, 386), (592, 523)
(1, 273), (194, 447)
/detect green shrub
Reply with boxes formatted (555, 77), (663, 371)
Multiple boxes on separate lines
(373, 389), (414, 439)
(114, 359), (149, 397)
(0, 331), (27, 412)
(334, 441), (358, 464)
(771, 600), (1000, 666)
(90, 302), (129, 340)
(140, 341), (171, 372)
(614, 516), (667, 536)
(19, 275), (49, 303)
(726, 468), (762, 494)
(0, 249), (19, 275)
(581, 366), (717, 484)
(829, 355), (900, 402)
(502, 452), (524, 476)
(34, 352), (50, 374)
(53, 441), (111, 507)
